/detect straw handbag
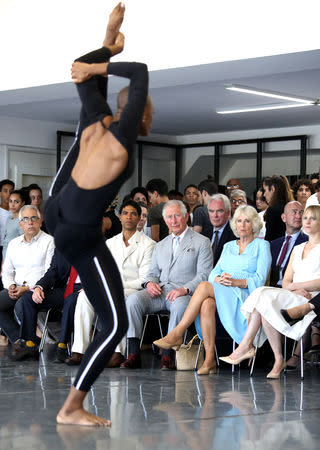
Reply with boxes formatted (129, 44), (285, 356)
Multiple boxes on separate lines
(176, 334), (204, 371)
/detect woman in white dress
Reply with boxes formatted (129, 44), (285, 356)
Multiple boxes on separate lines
(220, 205), (320, 379)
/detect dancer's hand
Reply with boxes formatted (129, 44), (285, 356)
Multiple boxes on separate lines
(146, 282), (162, 298)
(71, 62), (93, 83)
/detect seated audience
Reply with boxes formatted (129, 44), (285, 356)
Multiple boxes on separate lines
(130, 186), (148, 205)
(292, 179), (314, 210)
(65, 200), (156, 366)
(0, 205), (54, 344)
(230, 189), (247, 216)
(306, 180), (320, 208)
(221, 205), (320, 379)
(269, 201), (308, 287)
(168, 190), (183, 201)
(136, 201), (150, 236)
(146, 178), (169, 242)
(255, 187), (268, 238)
(102, 195), (122, 239)
(26, 184), (47, 232)
(154, 205), (270, 375)
(0, 179), (14, 268)
(226, 178), (244, 196)
(193, 176), (218, 240)
(183, 184), (199, 224)
(121, 200), (212, 370)
(263, 175), (294, 242)
(207, 194), (236, 267)
(2, 190), (27, 259)
(12, 249), (81, 360)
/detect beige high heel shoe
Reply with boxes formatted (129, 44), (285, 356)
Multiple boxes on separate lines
(219, 348), (255, 366)
(266, 361), (286, 379)
(153, 336), (182, 352)
(197, 363), (217, 375)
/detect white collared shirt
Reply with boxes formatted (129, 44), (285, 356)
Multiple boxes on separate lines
(171, 226), (189, 244)
(0, 207), (10, 246)
(2, 230), (55, 288)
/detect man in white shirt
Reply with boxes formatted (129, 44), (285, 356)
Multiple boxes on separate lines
(65, 200), (155, 367)
(0, 205), (54, 344)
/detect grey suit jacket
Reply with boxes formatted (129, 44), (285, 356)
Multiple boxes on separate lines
(146, 227), (212, 295)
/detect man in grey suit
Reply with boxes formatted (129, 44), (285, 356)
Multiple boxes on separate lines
(121, 200), (213, 370)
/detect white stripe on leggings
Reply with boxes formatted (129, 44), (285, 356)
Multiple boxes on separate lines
(75, 256), (118, 390)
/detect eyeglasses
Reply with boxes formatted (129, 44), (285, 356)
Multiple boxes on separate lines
(227, 184), (239, 190)
(20, 216), (39, 223)
(231, 199), (246, 205)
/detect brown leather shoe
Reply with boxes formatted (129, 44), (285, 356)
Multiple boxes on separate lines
(160, 355), (175, 370)
(65, 352), (83, 366)
(107, 352), (125, 368)
(120, 353), (141, 369)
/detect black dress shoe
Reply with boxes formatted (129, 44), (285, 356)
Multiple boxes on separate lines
(280, 309), (301, 326)
(65, 352), (83, 366)
(11, 340), (39, 361)
(55, 346), (68, 363)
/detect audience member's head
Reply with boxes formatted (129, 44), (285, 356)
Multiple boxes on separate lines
(117, 86), (153, 137)
(19, 205), (41, 241)
(162, 200), (188, 236)
(207, 194), (231, 230)
(230, 205), (262, 238)
(136, 202), (148, 232)
(0, 179), (15, 210)
(183, 184), (199, 213)
(146, 178), (168, 206)
(263, 175), (293, 207)
(9, 190), (27, 218)
(118, 200), (141, 233)
(230, 189), (247, 216)
(281, 201), (304, 235)
(226, 178), (244, 197)
(197, 176), (218, 206)
(310, 172), (319, 186)
(314, 180), (320, 193)
(292, 179), (314, 208)
(27, 184), (43, 211)
(255, 188), (268, 212)
(130, 187), (148, 205)
(168, 189), (183, 201)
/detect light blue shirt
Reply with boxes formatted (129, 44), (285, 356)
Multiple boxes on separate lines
(211, 222), (228, 245)
(277, 230), (301, 286)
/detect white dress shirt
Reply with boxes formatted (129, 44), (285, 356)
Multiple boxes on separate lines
(2, 230), (55, 288)
(0, 207), (10, 246)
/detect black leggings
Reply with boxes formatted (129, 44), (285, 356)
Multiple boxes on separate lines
(45, 48), (147, 391)
(310, 293), (320, 317)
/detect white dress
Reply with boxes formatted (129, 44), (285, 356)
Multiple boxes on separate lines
(241, 242), (319, 342)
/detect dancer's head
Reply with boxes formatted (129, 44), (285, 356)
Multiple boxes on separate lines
(117, 86), (153, 136)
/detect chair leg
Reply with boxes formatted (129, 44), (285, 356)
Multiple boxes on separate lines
(195, 340), (203, 370)
(215, 345), (220, 367)
(39, 309), (51, 353)
(300, 338), (304, 380)
(140, 315), (149, 349)
(232, 340), (236, 374)
(250, 327), (262, 377)
(157, 314), (163, 338)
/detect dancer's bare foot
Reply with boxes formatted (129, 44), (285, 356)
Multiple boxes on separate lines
(103, 2), (125, 48)
(57, 387), (111, 427)
(57, 408), (111, 427)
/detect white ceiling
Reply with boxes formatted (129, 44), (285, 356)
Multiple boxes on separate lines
(0, 49), (320, 136)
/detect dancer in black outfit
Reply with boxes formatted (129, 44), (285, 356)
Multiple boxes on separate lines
(45, 3), (153, 426)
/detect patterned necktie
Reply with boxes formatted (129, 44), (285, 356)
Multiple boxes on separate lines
(64, 266), (78, 298)
(277, 235), (291, 267)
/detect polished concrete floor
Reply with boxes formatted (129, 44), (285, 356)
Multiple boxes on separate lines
(0, 346), (320, 450)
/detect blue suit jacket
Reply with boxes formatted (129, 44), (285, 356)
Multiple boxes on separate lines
(269, 231), (308, 286)
(36, 249), (71, 293)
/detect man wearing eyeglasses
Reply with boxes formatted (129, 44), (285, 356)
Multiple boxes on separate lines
(0, 205), (54, 344)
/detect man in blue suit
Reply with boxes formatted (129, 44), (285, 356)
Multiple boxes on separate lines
(270, 201), (308, 287)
